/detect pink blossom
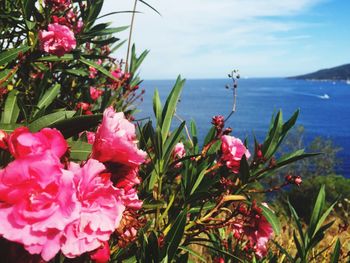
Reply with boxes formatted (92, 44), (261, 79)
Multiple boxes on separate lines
(0, 154), (79, 261)
(39, 23), (76, 57)
(90, 86), (104, 100)
(61, 160), (125, 258)
(221, 135), (251, 173)
(0, 130), (8, 149)
(89, 66), (98, 78)
(92, 107), (146, 167)
(111, 68), (123, 79)
(8, 127), (68, 159)
(244, 215), (273, 258)
(90, 241), (110, 263)
(173, 142), (186, 168)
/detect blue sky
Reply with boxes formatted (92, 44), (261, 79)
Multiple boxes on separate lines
(102, 0), (350, 79)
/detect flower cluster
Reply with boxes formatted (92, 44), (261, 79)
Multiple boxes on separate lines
(230, 202), (273, 258)
(0, 107), (145, 261)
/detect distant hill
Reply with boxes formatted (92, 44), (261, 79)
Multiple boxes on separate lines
(289, 64), (350, 80)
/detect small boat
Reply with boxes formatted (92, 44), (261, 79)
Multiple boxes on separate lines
(346, 79), (350, 85)
(318, 94), (330, 100)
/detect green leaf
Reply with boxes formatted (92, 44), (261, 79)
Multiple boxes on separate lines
(161, 76), (185, 142)
(330, 239), (341, 263)
(1, 90), (20, 124)
(142, 199), (167, 209)
(308, 185), (326, 238)
(50, 114), (102, 138)
(85, 0), (104, 28)
(164, 210), (187, 262)
(21, 0), (36, 19)
(239, 155), (250, 184)
(139, 0), (161, 15)
(80, 57), (117, 81)
(190, 165), (209, 195)
(130, 45), (149, 74)
(29, 111), (76, 132)
(0, 46), (30, 66)
(261, 204), (281, 235)
(83, 26), (129, 38)
(271, 240), (294, 262)
(69, 141), (92, 161)
(288, 200), (305, 242)
(153, 89), (163, 126)
(312, 200), (336, 239)
(37, 54), (74, 62)
(65, 69), (89, 77)
(263, 110), (283, 159)
(33, 83), (60, 117)
(0, 123), (22, 132)
(163, 121), (185, 164)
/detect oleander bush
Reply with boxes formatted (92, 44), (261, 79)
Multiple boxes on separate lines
(0, 0), (345, 262)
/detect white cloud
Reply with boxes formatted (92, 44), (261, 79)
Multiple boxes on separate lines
(100, 0), (326, 78)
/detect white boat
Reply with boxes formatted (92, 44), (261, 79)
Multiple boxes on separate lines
(318, 94), (330, 100)
(346, 79), (350, 85)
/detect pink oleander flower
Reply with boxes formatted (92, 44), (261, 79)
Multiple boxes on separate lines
(8, 127), (68, 159)
(221, 135), (251, 173)
(0, 130), (8, 149)
(105, 164), (142, 210)
(244, 215), (273, 258)
(61, 159), (125, 258)
(90, 241), (110, 263)
(0, 154), (79, 261)
(92, 107), (146, 166)
(111, 68), (123, 79)
(90, 86), (104, 100)
(173, 142), (186, 168)
(39, 23), (76, 57)
(89, 66), (98, 78)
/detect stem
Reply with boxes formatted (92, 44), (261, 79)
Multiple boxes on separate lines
(125, 0), (138, 73)
(174, 112), (194, 148)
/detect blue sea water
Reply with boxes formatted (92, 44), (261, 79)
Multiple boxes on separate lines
(137, 78), (350, 177)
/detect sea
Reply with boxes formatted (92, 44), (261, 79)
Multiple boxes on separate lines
(137, 78), (350, 177)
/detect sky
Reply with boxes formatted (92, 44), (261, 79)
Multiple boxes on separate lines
(101, 0), (350, 79)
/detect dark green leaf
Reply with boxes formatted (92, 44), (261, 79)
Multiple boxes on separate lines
(29, 111), (76, 132)
(164, 209), (187, 262)
(261, 204), (281, 235)
(51, 114), (102, 138)
(161, 76), (185, 141)
(1, 90), (20, 124)
(69, 141), (92, 161)
(0, 46), (30, 66)
(330, 239), (341, 263)
(33, 83), (60, 117)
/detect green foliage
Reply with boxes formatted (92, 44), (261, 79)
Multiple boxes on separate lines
(284, 174), (350, 222)
(277, 186), (337, 263)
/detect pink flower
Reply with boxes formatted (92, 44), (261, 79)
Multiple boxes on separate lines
(0, 130), (8, 149)
(89, 66), (98, 78)
(90, 86), (104, 100)
(92, 107), (146, 167)
(173, 142), (186, 168)
(244, 215), (273, 258)
(221, 135), (251, 173)
(0, 154), (79, 261)
(90, 241), (110, 263)
(39, 23), (76, 57)
(8, 127), (68, 159)
(111, 68), (123, 79)
(61, 159), (125, 258)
